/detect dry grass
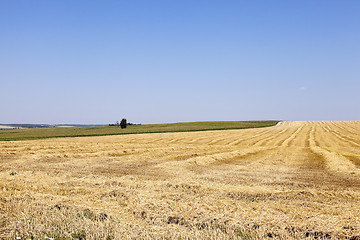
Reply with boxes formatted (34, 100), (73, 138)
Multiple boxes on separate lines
(1, 121), (360, 239)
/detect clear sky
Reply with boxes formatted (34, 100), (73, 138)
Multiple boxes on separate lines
(1, 1), (359, 124)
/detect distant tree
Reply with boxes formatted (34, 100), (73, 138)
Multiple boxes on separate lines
(115, 121), (120, 127)
(120, 118), (127, 129)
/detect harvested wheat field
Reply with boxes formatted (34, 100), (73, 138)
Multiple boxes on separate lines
(1, 121), (360, 239)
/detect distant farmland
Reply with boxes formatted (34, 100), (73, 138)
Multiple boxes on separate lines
(0, 121), (279, 141)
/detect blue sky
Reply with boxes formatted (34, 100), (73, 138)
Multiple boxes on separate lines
(1, 1), (359, 124)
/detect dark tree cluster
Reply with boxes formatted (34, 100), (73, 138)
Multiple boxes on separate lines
(120, 118), (127, 129)
(109, 119), (128, 128)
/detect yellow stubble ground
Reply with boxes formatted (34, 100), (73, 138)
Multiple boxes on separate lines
(1, 121), (360, 239)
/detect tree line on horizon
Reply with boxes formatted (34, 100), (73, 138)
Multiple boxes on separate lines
(109, 119), (140, 129)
